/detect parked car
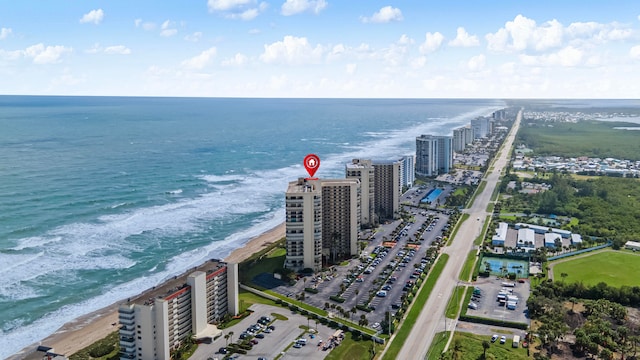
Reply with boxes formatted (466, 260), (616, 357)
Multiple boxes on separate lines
(491, 334), (499, 343)
(255, 333), (265, 338)
(218, 347), (228, 354)
(500, 336), (506, 344)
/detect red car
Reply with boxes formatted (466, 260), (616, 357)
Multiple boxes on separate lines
(250, 339), (259, 345)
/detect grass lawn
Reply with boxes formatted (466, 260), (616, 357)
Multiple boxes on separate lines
(499, 214), (518, 221)
(325, 331), (384, 360)
(442, 332), (529, 360)
(552, 250), (640, 287)
(474, 216), (491, 246)
(445, 286), (466, 319)
(447, 213), (469, 246)
(426, 331), (451, 360)
(239, 245), (286, 284)
(459, 251), (477, 281)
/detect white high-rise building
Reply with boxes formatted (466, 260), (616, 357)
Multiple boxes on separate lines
(285, 178), (322, 272)
(416, 135), (453, 177)
(399, 155), (415, 189)
(118, 262), (238, 360)
(346, 159), (375, 227)
(471, 117), (492, 139)
(452, 126), (475, 152)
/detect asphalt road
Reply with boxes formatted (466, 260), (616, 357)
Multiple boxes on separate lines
(392, 109), (523, 360)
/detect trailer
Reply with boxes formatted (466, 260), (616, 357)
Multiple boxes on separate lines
(501, 282), (516, 287)
(512, 335), (520, 348)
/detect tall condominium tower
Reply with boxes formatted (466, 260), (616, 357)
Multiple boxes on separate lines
(399, 155), (415, 189)
(372, 159), (401, 220)
(346, 159), (375, 227)
(321, 179), (360, 264)
(285, 178), (322, 272)
(452, 126), (474, 152)
(118, 262), (238, 360)
(416, 135), (453, 177)
(470, 116), (492, 139)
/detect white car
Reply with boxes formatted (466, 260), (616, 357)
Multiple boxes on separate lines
(500, 335), (506, 344)
(376, 290), (387, 297)
(372, 322), (380, 329)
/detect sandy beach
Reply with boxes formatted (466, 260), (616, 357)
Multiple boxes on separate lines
(12, 223), (285, 359)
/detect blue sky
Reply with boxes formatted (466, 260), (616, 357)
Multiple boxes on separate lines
(1, 1), (639, 98)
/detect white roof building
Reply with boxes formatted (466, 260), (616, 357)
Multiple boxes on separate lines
(571, 234), (582, 244)
(544, 233), (562, 248)
(492, 222), (508, 246)
(517, 228), (535, 248)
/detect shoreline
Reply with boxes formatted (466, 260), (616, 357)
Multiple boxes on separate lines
(11, 222), (285, 360)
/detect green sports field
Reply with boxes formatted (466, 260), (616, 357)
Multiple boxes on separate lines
(553, 250), (640, 287)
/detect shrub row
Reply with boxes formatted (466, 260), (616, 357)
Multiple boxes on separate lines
(458, 314), (528, 330)
(329, 295), (346, 303)
(304, 287), (319, 294)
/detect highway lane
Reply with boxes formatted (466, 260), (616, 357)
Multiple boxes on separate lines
(392, 108), (523, 360)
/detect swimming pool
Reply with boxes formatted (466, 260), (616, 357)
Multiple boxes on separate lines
(421, 188), (443, 203)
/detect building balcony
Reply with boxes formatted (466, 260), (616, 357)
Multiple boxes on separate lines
(119, 340), (136, 349)
(119, 328), (135, 337)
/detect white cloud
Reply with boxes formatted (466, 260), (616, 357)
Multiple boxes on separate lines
(104, 45), (132, 55)
(260, 35), (325, 64)
(181, 47), (217, 69)
(281, 0), (327, 16)
(519, 46), (583, 67)
(361, 6), (403, 24)
(419, 32), (444, 54)
(208, 0), (266, 20)
(135, 19), (157, 31)
(19, 43), (73, 64)
(221, 53), (248, 66)
(160, 20), (177, 37)
(486, 15), (563, 52)
(184, 32), (203, 42)
(467, 54), (486, 71)
(208, 0), (252, 11)
(79, 9), (104, 25)
(449, 27), (480, 47)
(566, 21), (633, 43)
(630, 45), (640, 60)
(398, 34), (414, 45)
(409, 56), (426, 69)
(345, 63), (357, 75)
(1, 27), (12, 39)
(227, 7), (259, 20)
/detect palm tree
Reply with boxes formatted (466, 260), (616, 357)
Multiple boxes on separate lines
(482, 340), (491, 359)
(560, 272), (568, 283)
(224, 333), (230, 346)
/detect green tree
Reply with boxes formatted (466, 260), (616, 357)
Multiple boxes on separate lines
(482, 340), (491, 359)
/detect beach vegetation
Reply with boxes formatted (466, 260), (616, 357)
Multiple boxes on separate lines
(69, 331), (119, 360)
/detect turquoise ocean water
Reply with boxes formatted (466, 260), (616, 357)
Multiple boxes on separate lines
(0, 97), (505, 357)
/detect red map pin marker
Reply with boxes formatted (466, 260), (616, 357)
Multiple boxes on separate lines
(304, 154), (320, 179)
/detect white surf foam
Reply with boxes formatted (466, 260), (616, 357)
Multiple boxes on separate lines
(0, 103), (504, 358)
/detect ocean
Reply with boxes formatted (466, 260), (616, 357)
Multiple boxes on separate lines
(0, 96), (505, 357)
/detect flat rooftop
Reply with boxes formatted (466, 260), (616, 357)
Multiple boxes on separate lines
(124, 259), (227, 306)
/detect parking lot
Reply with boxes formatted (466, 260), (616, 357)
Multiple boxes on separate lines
(255, 185), (455, 329)
(465, 277), (530, 325)
(191, 303), (338, 360)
